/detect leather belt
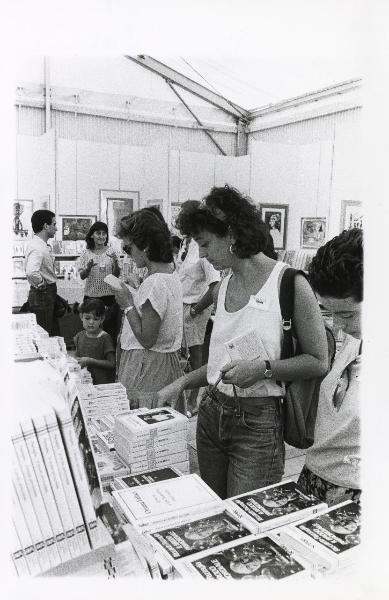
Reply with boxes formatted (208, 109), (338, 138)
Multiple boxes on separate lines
(206, 387), (281, 416)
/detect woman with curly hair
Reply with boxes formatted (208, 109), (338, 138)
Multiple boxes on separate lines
(297, 228), (363, 506)
(113, 208), (184, 408)
(158, 185), (328, 498)
(175, 200), (221, 416)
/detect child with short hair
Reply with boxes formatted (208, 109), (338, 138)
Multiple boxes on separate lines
(74, 298), (115, 385)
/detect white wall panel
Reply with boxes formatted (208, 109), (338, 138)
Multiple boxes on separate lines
(76, 141), (119, 217)
(141, 146), (169, 212)
(16, 132), (55, 209)
(119, 145), (146, 203)
(178, 151), (216, 202)
(57, 139), (77, 214)
(214, 155), (250, 195)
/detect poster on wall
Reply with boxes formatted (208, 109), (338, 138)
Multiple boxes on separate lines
(301, 217), (327, 249)
(100, 190), (139, 247)
(259, 204), (288, 250)
(170, 202), (183, 237)
(60, 215), (96, 241)
(340, 200), (362, 231)
(13, 199), (33, 240)
(146, 199), (163, 215)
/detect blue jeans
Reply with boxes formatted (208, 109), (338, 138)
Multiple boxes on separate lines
(196, 390), (284, 499)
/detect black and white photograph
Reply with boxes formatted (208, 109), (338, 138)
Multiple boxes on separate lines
(6, 0), (387, 594)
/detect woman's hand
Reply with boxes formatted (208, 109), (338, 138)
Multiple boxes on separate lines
(114, 282), (134, 310)
(86, 258), (97, 272)
(123, 272), (141, 289)
(221, 358), (265, 388)
(157, 378), (185, 409)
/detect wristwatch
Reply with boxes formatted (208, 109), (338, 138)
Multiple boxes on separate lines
(123, 305), (134, 316)
(263, 360), (273, 379)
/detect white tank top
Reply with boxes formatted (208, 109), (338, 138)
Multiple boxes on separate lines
(207, 261), (287, 398)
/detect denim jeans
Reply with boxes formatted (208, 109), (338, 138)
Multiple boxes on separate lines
(196, 390), (284, 499)
(28, 283), (59, 336)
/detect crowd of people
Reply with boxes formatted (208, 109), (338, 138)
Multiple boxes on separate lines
(24, 185), (362, 506)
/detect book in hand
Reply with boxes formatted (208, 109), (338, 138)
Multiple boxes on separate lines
(111, 467), (182, 491)
(226, 480), (327, 533)
(148, 508), (255, 565)
(175, 534), (308, 580)
(276, 501), (361, 572)
(111, 474), (222, 533)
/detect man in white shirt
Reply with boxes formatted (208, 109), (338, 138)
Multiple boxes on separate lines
(25, 210), (59, 335)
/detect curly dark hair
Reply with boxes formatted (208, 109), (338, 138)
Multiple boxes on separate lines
(116, 208), (173, 263)
(177, 186), (268, 258)
(85, 221), (109, 249)
(308, 228), (363, 301)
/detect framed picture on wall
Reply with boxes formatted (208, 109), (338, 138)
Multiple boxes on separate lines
(259, 204), (288, 250)
(100, 190), (140, 240)
(146, 199), (163, 214)
(340, 200), (362, 231)
(301, 217), (327, 249)
(59, 215), (96, 241)
(170, 202), (183, 236)
(13, 199), (33, 240)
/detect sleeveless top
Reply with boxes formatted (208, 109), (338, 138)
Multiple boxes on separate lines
(207, 261), (287, 398)
(305, 334), (361, 489)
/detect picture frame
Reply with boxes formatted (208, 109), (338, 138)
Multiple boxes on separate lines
(340, 200), (362, 231)
(170, 202), (183, 236)
(13, 199), (33, 240)
(146, 199), (163, 214)
(59, 215), (96, 241)
(100, 189), (140, 240)
(301, 217), (327, 249)
(260, 204), (289, 250)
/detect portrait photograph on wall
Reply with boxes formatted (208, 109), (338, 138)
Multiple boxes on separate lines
(301, 217), (327, 249)
(146, 199), (163, 214)
(341, 200), (363, 231)
(100, 190), (139, 240)
(170, 201), (183, 236)
(60, 215), (96, 241)
(260, 204), (288, 250)
(13, 199), (33, 240)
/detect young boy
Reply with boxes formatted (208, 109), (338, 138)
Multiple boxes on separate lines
(74, 298), (116, 384)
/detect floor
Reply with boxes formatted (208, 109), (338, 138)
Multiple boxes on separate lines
(187, 415), (306, 483)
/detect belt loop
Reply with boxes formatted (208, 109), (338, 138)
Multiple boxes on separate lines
(232, 385), (241, 417)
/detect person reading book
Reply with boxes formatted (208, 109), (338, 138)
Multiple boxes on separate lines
(74, 298), (116, 385)
(157, 185), (328, 499)
(296, 228), (363, 506)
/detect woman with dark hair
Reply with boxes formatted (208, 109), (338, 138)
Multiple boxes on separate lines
(76, 221), (121, 342)
(113, 208), (183, 407)
(175, 200), (221, 417)
(297, 228), (363, 505)
(158, 185), (328, 499)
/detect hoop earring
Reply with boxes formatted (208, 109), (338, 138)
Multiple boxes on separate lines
(229, 244), (235, 255)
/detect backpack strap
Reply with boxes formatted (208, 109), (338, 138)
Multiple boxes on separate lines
(279, 267), (308, 360)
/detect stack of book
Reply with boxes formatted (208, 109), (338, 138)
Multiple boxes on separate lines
(76, 383), (130, 425)
(225, 480), (327, 534)
(11, 360), (109, 576)
(275, 501), (361, 575)
(114, 407), (189, 475)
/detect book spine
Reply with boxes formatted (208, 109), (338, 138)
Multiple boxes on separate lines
(20, 418), (72, 564)
(45, 412), (91, 555)
(12, 427), (62, 569)
(114, 434), (187, 460)
(33, 413), (82, 559)
(11, 492), (41, 575)
(55, 407), (101, 549)
(11, 517), (30, 576)
(12, 457), (51, 573)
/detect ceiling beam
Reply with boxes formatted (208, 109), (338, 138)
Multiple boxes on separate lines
(125, 55), (249, 120)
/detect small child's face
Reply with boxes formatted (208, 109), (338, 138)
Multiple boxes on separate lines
(81, 312), (104, 335)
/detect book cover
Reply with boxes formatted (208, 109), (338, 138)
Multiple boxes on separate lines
(111, 474), (222, 533)
(12, 491), (41, 576)
(279, 501), (361, 570)
(226, 480), (327, 533)
(115, 407), (188, 440)
(177, 535), (307, 580)
(89, 434), (131, 492)
(44, 410), (91, 555)
(149, 509), (254, 562)
(112, 467), (182, 491)
(12, 425), (62, 569)
(20, 417), (71, 564)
